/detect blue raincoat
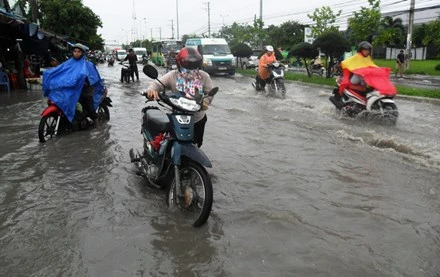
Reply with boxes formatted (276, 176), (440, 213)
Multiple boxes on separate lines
(42, 55), (105, 122)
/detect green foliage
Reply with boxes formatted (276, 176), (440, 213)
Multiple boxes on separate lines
(348, 0), (381, 45)
(265, 21), (304, 51)
(435, 64), (440, 71)
(231, 43), (252, 58)
(423, 19), (440, 48)
(375, 16), (405, 47)
(307, 6), (341, 37)
(413, 24), (428, 47)
(289, 42), (318, 59)
(313, 32), (350, 57)
(214, 18), (265, 49)
(37, 0), (104, 50)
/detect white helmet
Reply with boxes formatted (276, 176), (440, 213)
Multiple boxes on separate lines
(265, 45), (274, 52)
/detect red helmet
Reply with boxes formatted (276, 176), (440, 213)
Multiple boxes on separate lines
(176, 47), (202, 70)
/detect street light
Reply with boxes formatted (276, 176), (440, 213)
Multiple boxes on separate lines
(220, 14), (229, 26)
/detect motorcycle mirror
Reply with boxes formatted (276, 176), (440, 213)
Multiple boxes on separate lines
(207, 87), (218, 97)
(143, 64), (158, 79)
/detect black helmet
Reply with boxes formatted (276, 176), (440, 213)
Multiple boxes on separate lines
(176, 47), (202, 70)
(72, 43), (88, 53)
(357, 41), (373, 52)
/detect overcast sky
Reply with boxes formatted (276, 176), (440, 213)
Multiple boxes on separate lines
(81, 0), (437, 45)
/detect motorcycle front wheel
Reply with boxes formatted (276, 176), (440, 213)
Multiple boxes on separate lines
(167, 161), (213, 227)
(98, 104), (110, 122)
(38, 113), (59, 143)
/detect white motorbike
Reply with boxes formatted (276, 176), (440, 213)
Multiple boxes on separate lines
(252, 62), (286, 98)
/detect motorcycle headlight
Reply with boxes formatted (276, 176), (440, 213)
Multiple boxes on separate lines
(169, 97), (200, 112)
(203, 58), (212, 66)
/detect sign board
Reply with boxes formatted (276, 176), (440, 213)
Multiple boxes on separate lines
(304, 27), (315, 44)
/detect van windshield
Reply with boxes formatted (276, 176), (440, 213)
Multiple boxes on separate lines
(117, 51), (126, 55)
(135, 50), (146, 55)
(202, 45), (231, 55)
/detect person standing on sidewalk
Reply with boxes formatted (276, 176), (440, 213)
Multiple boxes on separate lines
(395, 50), (405, 78)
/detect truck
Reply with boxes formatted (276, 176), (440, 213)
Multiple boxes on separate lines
(185, 38), (235, 75)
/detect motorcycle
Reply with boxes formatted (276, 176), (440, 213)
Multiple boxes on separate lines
(107, 57), (115, 66)
(120, 62), (134, 83)
(329, 68), (399, 125)
(38, 89), (112, 143)
(308, 62), (325, 76)
(142, 55), (149, 65)
(252, 62), (286, 98)
(165, 58), (177, 73)
(129, 64), (218, 227)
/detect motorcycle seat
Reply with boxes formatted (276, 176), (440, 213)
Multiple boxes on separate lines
(143, 108), (171, 137)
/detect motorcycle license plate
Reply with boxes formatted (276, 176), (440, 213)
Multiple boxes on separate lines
(218, 67), (227, 70)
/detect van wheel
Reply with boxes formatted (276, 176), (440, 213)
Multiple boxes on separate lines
(228, 70), (235, 76)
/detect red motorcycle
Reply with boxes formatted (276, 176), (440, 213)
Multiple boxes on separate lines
(38, 91), (112, 143)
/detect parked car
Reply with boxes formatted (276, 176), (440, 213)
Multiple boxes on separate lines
(240, 50), (263, 69)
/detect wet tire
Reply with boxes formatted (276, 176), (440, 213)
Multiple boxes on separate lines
(38, 113), (59, 143)
(167, 161), (213, 227)
(98, 104), (110, 122)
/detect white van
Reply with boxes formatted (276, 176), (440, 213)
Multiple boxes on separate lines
(185, 38), (235, 75)
(116, 49), (127, 61)
(133, 47), (147, 63)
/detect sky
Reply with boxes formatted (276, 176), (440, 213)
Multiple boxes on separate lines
(81, 0), (439, 46)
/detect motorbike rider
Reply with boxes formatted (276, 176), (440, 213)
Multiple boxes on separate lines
(122, 48), (139, 81)
(332, 41), (378, 103)
(144, 47), (215, 148)
(72, 44), (100, 127)
(42, 43), (106, 126)
(253, 45), (278, 96)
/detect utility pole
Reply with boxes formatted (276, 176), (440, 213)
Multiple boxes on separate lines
(259, 0), (263, 50)
(158, 27), (162, 40)
(203, 2), (211, 37)
(176, 0), (180, 39)
(406, 0), (415, 70)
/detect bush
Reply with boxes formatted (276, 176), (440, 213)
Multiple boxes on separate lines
(435, 64), (440, 71)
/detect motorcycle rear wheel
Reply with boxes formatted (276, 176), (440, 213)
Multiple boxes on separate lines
(38, 113), (58, 143)
(167, 161), (213, 227)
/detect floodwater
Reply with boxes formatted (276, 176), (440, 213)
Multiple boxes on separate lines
(0, 63), (439, 276)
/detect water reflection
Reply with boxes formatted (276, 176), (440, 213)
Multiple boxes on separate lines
(149, 213), (227, 276)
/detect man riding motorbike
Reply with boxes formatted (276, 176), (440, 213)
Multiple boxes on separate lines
(252, 45), (278, 96)
(42, 43), (106, 126)
(144, 47), (215, 148)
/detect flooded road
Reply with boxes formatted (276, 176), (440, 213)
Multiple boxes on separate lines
(1, 64), (439, 276)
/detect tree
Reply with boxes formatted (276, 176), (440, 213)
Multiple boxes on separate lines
(375, 16), (405, 47)
(230, 43), (252, 68)
(423, 18), (440, 49)
(347, 0), (381, 45)
(289, 42), (319, 77)
(307, 6), (341, 37)
(18, 0), (104, 50)
(213, 18), (266, 49)
(265, 21), (304, 51)
(312, 32), (350, 77)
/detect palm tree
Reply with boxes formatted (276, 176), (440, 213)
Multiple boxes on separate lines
(379, 16), (405, 47)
